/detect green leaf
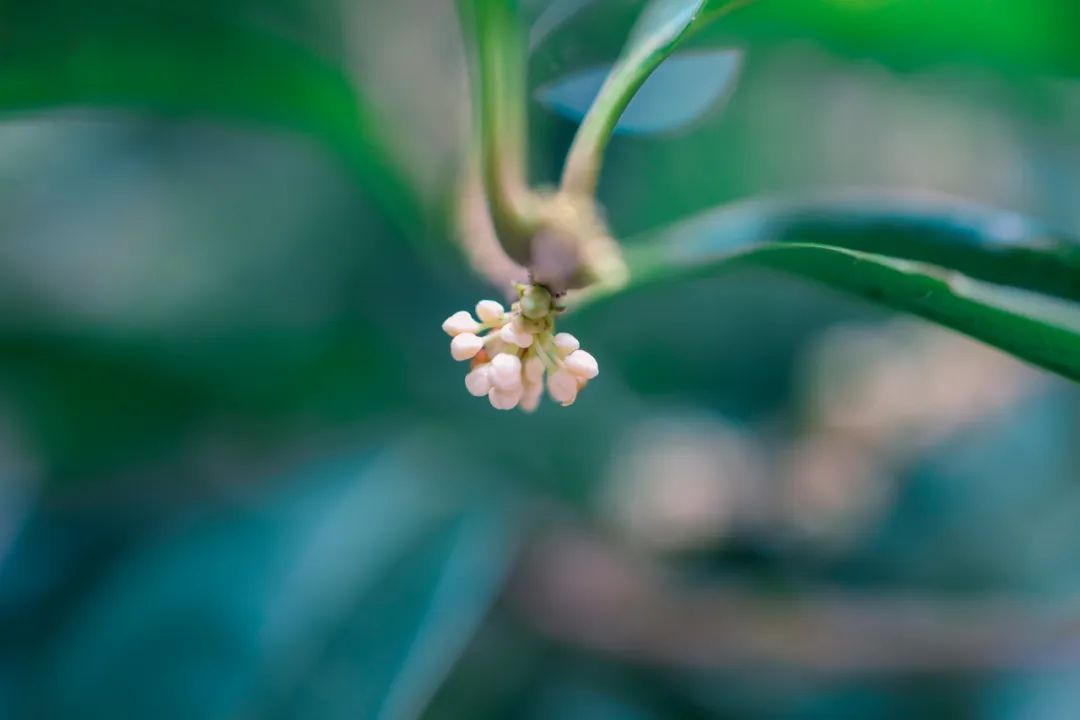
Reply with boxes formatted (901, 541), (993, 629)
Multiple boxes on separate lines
(273, 508), (512, 720)
(0, 0), (416, 226)
(628, 193), (1080, 304)
(32, 446), (516, 719)
(533, 0), (1080, 87)
(577, 196), (1080, 382)
(749, 246), (1080, 382)
(692, 0), (1080, 77)
(0, 328), (404, 485)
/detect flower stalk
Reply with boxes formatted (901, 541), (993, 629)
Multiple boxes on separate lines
(458, 0), (629, 295)
(458, 0), (537, 265)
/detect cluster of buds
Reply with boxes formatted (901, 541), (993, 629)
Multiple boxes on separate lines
(442, 284), (599, 411)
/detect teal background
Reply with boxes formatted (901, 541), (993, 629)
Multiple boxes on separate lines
(1, 1), (1079, 717)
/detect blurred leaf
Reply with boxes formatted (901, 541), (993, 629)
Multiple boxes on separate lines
(581, 196), (1080, 381)
(273, 505), (513, 720)
(537, 49), (742, 135)
(0, 329), (404, 484)
(692, 0), (1080, 77)
(0, 0), (416, 225)
(527, 0), (598, 51)
(533, 0), (1080, 87)
(28, 445), (515, 720)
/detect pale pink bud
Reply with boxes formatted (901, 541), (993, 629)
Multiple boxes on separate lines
(490, 353), (523, 391)
(488, 386), (523, 411)
(450, 333), (484, 361)
(464, 365), (492, 397)
(520, 381), (543, 413)
(475, 300), (505, 324)
(442, 310), (479, 336)
(499, 322), (534, 348)
(553, 332), (580, 356)
(547, 369), (578, 406)
(565, 349), (599, 379)
(524, 356), (545, 384)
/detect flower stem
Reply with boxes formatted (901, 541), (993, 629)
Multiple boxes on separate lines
(459, 0), (538, 264)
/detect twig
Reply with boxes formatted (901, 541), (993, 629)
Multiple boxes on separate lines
(509, 528), (1080, 673)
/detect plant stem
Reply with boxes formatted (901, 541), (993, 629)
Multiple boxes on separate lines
(462, 0), (537, 265)
(559, 0), (758, 200)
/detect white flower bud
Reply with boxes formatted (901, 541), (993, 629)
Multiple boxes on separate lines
(513, 318), (537, 347)
(547, 369), (578, 406)
(490, 353), (523, 391)
(553, 332), (580, 356)
(442, 310), (479, 336)
(464, 365), (492, 397)
(524, 356), (545, 384)
(450, 333), (484, 361)
(488, 386), (523, 411)
(520, 381), (543, 413)
(499, 322), (533, 348)
(475, 300), (505, 324)
(565, 349), (599, 379)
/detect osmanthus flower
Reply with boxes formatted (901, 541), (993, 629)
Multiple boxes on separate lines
(442, 283), (599, 411)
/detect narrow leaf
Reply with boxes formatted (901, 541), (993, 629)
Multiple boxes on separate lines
(0, 1), (416, 226)
(532, 0), (1080, 88)
(35, 448), (516, 719)
(576, 195), (1080, 382)
(632, 192), (1080, 303)
(763, 247), (1079, 382)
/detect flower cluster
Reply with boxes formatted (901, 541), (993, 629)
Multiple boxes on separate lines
(442, 284), (599, 411)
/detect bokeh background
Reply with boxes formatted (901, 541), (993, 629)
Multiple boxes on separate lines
(2, 0), (1080, 717)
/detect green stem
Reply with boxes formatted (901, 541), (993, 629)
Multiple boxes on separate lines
(558, 48), (662, 199)
(460, 0), (537, 264)
(559, 0), (757, 199)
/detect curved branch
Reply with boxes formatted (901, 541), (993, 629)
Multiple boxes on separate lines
(511, 529), (1080, 673)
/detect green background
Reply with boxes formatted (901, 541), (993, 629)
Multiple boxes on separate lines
(1, 0), (1079, 717)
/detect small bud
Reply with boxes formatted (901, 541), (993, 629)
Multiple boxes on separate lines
(451, 333), (484, 361)
(497, 324), (517, 345)
(488, 386), (523, 411)
(547, 369), (579, 406)
(520, 381), (543, 413)
(490, 353), (523, 391)
(464, 365), (492, 397)
(565, 349), (599, 379)
(483, 333), (509, 354)
(553, 332), (580, 356)
(520, 285), (553, 320)
(524, 356), (545, 384)
(475, 300), (505, 324)
(443, 310), (479, 336)
(499, 322), (534, 348)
